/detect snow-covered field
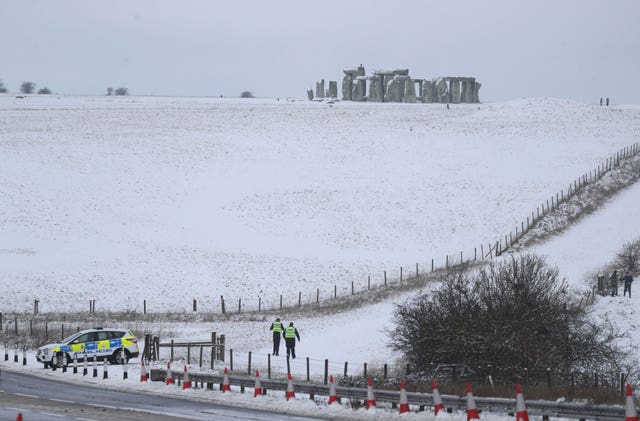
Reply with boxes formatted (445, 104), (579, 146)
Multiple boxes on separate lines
(1, 94), (640, 419)
(1, 95), (638, 314)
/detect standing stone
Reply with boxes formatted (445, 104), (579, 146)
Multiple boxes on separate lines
(327, 81), (338, 98)
(433, 78), (448, 103)
(352, 76), (367, 101)
(385, 76), (403, 103)
(402, 77), (417, 103)
(368, 75), (383, 102)
(342, 69), (358, 101)
(355, 65), (366, 100)
(461, 78), (475, 103)
(449, 79), (461, 103)
(421, 80), (434, 103)
(393, 69), (409, 102)
(473, 82), (481, 103)
(378, 71), (394, 102)
(315, 79), (325, 99)
(307, 89), (314, 101)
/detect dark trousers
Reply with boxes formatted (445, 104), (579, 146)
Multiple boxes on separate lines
(272, 332), (281, 355)
(285, 338), (296, 359)
(624, 283), (632, 297)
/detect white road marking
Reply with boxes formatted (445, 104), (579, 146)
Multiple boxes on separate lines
(50, 398), (74, 403)
(12, 393), (39, 399)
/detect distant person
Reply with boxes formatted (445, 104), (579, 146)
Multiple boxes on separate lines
(610, 270), (619, 296)
(283, 322), (300, 359)
(623, 271), (634, 298)
(600, 97), (603, 106)
(270, 318), (283, 356)
(606, 97), (610, 106)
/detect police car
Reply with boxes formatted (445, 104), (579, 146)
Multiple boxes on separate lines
(36, 327), (139, 369)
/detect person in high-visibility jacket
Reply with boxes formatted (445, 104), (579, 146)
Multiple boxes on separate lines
(282, 322), (300, 359)
(270, 318), (283, 356)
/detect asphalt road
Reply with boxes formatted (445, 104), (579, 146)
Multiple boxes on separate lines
(0, 369), (320, 421)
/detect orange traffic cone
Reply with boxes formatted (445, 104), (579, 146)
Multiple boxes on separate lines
(626, 384), (638, 421)
(165, 361), (174, 385)
(466, 384), (480, 420)
(515, 383), (529, 421)
(16, 414), (23, 421)
(254, 370), (263, 397)
(286, 373), (295, 400)
(222, 367), (231, 392)
(432, 380), (445, 415)
(366, 377), (376, 409)
(399, 380), (410, 413)
(328, 375), (339, 404)
(139, 359), (148, 382)
(182, 365), (191, 390)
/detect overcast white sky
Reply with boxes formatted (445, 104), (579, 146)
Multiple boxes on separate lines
(1, 0), (639, 103)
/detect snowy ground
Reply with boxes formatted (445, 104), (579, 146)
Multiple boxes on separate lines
(1, 94), (638, 314)
(1, 94), (639, 418)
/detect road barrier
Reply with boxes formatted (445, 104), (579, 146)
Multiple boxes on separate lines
(148, 367), (627, 420)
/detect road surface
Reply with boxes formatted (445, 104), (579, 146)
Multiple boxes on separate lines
(0, 369), (320, 421)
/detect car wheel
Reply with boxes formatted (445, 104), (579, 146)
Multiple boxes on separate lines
(111, 348), (129, 365)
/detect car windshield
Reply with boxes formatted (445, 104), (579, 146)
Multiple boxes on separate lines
(60, 331), (84, 344)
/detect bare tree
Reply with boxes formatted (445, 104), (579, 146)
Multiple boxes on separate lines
(37, 87), (51, 94)
(106, 87), (114, 96)
(0, 80), (7, 93)
(240, 91), (254, 98)
(390, 254), (624, 383)
(20, 81), (36, 94)
(614, 238), (640, 273)
(114, 87), (128, 96)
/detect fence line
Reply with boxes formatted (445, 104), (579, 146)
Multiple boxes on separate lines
(141, 367), (627, 419)
(2, 143), (638, 316)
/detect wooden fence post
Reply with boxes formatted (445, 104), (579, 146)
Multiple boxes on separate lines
(298, 292), (301, 307)
(210, 347), (214, 369)
(324, 359), (328, 385)
(268, 353), (271, 379)
(384, 271), (387, 285)
(220, 295), (225, 314)
(344, 361), (348, 377)
(230, 349), (234, 371)
(248, 351), (252, 375)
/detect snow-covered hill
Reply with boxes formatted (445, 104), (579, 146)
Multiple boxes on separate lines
(1, 95), (637, 315)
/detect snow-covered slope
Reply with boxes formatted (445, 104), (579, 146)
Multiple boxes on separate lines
(0, 95), (638, 314)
